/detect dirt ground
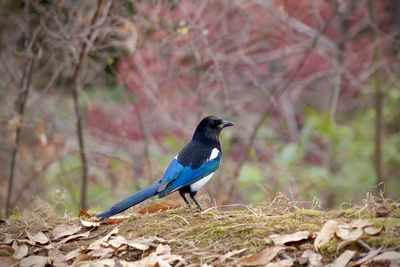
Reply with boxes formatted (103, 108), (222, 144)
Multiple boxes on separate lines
(1, 195), (399, 266)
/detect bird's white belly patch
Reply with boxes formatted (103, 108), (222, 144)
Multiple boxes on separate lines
(190, 172), (214, 191)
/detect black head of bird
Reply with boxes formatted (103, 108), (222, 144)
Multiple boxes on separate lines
(192, 116), (235, 145)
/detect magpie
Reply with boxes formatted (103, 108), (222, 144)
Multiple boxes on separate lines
(96, 116), (234, 220)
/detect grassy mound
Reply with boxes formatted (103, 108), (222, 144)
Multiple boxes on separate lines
(1, 195), (399, 266)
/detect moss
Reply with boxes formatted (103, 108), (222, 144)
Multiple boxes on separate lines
(391, 208), (400, 218)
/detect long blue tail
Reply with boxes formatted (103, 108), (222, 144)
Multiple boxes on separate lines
(96, 182), (159, 220)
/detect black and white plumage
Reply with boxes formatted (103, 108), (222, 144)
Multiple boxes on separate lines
(96, 116), (234, 219)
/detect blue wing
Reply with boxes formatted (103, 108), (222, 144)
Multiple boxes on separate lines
(158, 156), (221, 197)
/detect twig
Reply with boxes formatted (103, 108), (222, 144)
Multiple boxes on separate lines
(329, 0), (347, 123)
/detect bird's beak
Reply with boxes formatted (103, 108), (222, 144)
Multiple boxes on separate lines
(221, 120), (235, 128)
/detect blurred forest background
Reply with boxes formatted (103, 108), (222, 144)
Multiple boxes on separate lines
(0, 0), (399, 217)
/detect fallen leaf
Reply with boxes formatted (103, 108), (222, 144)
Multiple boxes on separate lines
(32, 232), (49, 244)
(314, 220), (338, 250)
(138, 200), (181, 214)
(87, 227), (118, 250)
(19, 255), (48, 267)
(87, 247), (115, 259)
(107, 235), (127, 249)
(268, 231), (311, 245)
(80, 219), (100, 228)
(103, 215), (130, 225)
(51, 222), (82, 240)
(370, 251), (400, 262)
(1, 245), (14, 255)
(125, 240), (150, 251)
(364, 225), (384, 236)
(79, 209), (92, 218)
(155, 244), (171, 255)
(351, 248), (382, 266)
(301, 250), (322, 267)
(2, 234), (14, 244)
(79, 257), (155, 267)
(12, 241), (28, 260)
(239, 246), (286, 266)
(331, 250), (356, 267)
(48, 249), (68, 267)
(16, 239), (35, 246)
(350, 219), (371, 229)
(60, 230), (90, 244)
(335, 225), (363, 241)
(64, 248), (82, 261)
(265, 259), (294, 267)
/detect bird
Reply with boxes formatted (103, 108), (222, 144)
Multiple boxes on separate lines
(96, 116), (234, 220)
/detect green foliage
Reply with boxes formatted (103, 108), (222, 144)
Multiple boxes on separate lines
(238, 87), (400, 206)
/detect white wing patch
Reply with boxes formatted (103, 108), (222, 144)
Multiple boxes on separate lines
(209, 148), (220, 161)
(190, 172), (214, 191)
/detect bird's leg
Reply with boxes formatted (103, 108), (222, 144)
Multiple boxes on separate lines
(179, 190), (191, 208)
(189, 191), (202, 211)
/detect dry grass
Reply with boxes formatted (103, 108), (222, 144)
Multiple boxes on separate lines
(1, 194), (400, 266)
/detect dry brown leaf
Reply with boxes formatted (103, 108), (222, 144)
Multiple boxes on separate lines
(60, 230), (90, 244)
(1, 245), (14, 255)
(48, 249), (68, 267)
(87, 227), (118, 250)
(64, 248), (82, 261)
(79, 208), (92, 218)
(103, 215), (130, 225)
(370, 251), (400, 262)
(19, 255), (48, 267)
(364, 225), (384, 236)
(87, 247), (115, 259)
(350, 219), (371, 229)
(335, 225), (363, 241)
(314, 220), (338, 250)
(331, 250), (356, 267)
(125, 240), (150, 251)
(268, 231), (311, 245)
(51, 222), (82, 240)
(239, 246), (286, 266)
(351, 248), (382, 266)
(107, 235), (127, 249)
(155, 243), (171, 255)
(2, 234), (14, 244)
(265, 259), (294, 267)
(33, 232), (50, 245)
(12, 241), (28, 260)
(78, 257), (156, 267)
(80, 219), (100, 228)
(138, 200), (181, 214)
(301, 250), (322, 267)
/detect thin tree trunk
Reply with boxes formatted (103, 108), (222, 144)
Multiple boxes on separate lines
(72, 0), (105, 210)
(368, 0), (385, 194)
(5, 54), (36, 216)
